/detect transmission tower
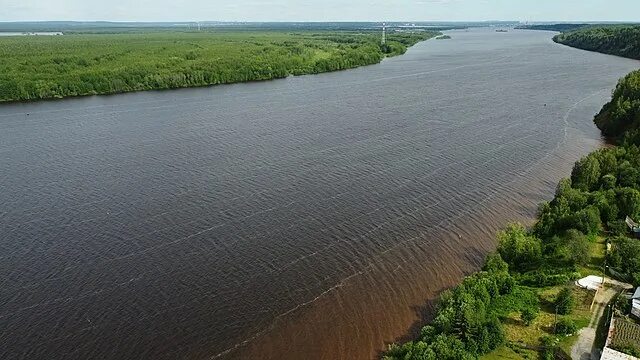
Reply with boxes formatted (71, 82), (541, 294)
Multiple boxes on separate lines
(381, 22), (386, 45)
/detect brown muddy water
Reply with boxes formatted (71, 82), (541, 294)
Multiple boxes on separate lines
(0, 28), (638, 360)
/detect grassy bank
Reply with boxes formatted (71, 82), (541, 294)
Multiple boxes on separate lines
(0, 30), (436, 102)
(384, 27), (640, 360)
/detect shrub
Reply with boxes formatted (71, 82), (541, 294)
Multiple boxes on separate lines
(516, 269), (579, 288)
(555, 318), (578, 335)
(521, 307), (539, 326)
(555, 288), (575, 315)
(540, 335), (558, 360)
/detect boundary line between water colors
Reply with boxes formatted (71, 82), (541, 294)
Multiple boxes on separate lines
(207, 87), (610, 359)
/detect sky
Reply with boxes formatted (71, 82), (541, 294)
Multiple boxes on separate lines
(1, 0), (640, 22)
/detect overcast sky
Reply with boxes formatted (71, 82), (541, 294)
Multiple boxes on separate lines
(2, 0), (640, 22)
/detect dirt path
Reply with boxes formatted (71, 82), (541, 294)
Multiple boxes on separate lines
(571, 278), (632, 360)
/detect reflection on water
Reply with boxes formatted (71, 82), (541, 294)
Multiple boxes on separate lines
(0, 29), (638, 360)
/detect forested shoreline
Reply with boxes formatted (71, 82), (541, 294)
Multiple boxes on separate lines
(553, 25), (640, 60)
(384, 28), (640, 360)
(0, 30), (436, 102)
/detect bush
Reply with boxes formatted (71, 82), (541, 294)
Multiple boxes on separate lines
(521, 307), (539, 326)
(555, 318), (578, 335)
(516, 269), (580, 288)
(614, 295), (631, 315)
(540, 335), (558, 360)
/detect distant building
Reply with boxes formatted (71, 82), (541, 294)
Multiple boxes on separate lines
(633, 288), (640, 319)
(626, 216), (640, 239)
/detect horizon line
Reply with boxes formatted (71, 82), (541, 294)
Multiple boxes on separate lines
(1, 20), (639, 24)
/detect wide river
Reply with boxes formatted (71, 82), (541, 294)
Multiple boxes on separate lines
(1, 29), (638, 360)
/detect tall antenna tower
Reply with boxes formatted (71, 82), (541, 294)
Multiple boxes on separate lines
(381, 22), (386, 45)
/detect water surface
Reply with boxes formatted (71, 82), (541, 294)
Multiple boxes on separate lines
(0, 29), (638, 360)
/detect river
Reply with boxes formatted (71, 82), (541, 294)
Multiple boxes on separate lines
(0, 28), (638, 360)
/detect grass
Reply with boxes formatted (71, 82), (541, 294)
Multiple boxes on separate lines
(481, 346), (538, 360)
(576, 235), (606, 277)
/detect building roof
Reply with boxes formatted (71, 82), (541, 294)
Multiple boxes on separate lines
(633, 287), (640, 300)
(602, 347), (639, 360)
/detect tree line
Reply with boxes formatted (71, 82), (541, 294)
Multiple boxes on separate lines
(0, 30), (436, 102)
(553, 25), (640, 60)
(594, 70), (640, 139)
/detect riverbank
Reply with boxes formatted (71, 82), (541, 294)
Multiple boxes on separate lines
(0, 30), (436, 103)
(384, 28), (640, 360)
(553, 25), (640, 60)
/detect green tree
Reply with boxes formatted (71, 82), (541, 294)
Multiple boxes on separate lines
(564, 229), (590, 265)
(617, 187), (640, 218)
(555, 288), (575, 315)
(521, 306), (538, 326)
(618, 161), (639, 187)
(564, 206), (601, 235)
(601, 174), (618, 189)
(571, 155), (601, 191)
(498, 223), (542, 271)
(482, 253), (509, 274)
(608, 237), (640, 285)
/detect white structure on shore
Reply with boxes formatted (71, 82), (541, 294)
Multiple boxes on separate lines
(632, 287), (640, 319)
(627, 216), (640, 238)
(576, 275), (604, 291)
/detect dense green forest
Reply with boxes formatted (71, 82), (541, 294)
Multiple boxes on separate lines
(553, 25), (640, 60)
(384, 32), (640, 359)
(594, 70), (640, 138)
(0, 30), (436, 102)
